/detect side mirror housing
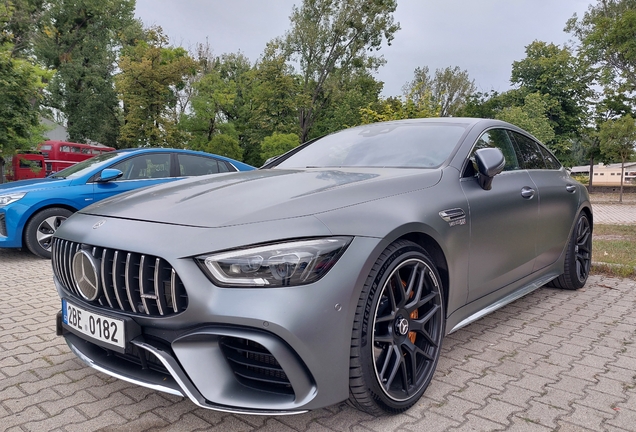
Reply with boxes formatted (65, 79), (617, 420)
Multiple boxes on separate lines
(474, 148), (505, 190)
(96, 168), (123, 183)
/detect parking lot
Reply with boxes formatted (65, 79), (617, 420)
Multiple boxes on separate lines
(1, 226), (635, 431)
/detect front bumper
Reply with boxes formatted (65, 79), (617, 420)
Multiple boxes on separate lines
(53, 213), (382, 413)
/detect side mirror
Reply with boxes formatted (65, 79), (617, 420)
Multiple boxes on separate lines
(96, 168), (123, 183)
(474, 148), (505, 191)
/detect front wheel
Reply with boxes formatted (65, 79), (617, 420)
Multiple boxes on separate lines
(349, 240), (445, 415)
(24, 207), (73, 259)
(548, 212), (592, 290)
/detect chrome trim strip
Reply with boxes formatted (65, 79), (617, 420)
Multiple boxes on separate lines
(66, 341), (183, 397)
(170, 269), (178, 313)
(125, 253), (137, 313)
(448, 275), (557, 334)
(101, 249), (113, 308)
(132, 340), (307, 416)
(112, 251), (125, 310)
(154, 258), (164, 316)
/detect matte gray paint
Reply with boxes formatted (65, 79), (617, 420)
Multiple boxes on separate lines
(54, 118), (592, 413)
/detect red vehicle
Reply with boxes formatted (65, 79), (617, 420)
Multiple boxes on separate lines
(38, 140), (115, 176)
(5, 153), (46, 181)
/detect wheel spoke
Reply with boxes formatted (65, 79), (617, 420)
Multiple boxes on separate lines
(378, 344), (401, 389)
(404, 263), (419, 300)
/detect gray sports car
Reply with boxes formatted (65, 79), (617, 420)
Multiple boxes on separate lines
(52, 118), (592, 415)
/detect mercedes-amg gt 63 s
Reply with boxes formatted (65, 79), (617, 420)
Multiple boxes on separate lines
(52, 118), (592, 415)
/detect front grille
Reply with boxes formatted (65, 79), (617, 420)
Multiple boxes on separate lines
(0, 213), (6, 237)
(220, 337), (294, 396)
(52, 238), (188, 316)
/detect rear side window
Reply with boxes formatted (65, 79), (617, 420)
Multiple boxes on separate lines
(509, 131), (546, 170)
(538, 145), (562, 170)
(178, 154), (223, 176)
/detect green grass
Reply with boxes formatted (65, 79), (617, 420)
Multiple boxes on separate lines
(592, 224), (636, 279)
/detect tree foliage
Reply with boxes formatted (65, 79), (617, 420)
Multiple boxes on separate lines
(261, 132), (300, 162)
(278, 0), (400, 142)
(496, 92), (556, 146)
(567, 0), (636, 93)
(36, 0), (140, 147)
(0, 43), (50, 155)
(116, 28), (197, 148)
(402, 66), (476, 117)
(511, 41), (594, 144)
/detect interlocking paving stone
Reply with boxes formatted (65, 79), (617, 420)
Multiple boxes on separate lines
(1, 202), (635, 431)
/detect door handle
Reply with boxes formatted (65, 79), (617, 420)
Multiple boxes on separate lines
(566, 184), (577, 193)
(521, 187), (535, 199)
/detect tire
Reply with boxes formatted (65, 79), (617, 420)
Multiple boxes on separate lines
(24, 207), (73, 259)
(349, 240), (445, 415)
(547, 212), (592, 290)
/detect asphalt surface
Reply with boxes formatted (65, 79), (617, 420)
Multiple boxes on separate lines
(1, 203), (635, 431)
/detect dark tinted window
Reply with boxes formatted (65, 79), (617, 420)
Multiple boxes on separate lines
(509, 131), (546, 170)
(111, 153), (171, 180)
(538, 145), (561, 170)
(468, 129), (520, 175)
(178, 154), (221, 176)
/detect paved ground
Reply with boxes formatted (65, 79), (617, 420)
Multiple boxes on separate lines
(1, 203), (635, 431)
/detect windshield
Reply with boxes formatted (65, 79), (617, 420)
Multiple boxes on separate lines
(275, 122), (468, 169)
(50, 152), (120, 179)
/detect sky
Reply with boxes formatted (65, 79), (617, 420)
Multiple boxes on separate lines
(134, 0), (594, 98)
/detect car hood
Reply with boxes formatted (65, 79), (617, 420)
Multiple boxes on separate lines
(82, 168), (442, 228)
(0, 177), (70, 192)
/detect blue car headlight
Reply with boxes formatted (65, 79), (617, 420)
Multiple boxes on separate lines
(0, 192), (27, 206)
(196, 237), (352, 287)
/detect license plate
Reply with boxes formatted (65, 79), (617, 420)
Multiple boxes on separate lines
(62, 299), (125, 349)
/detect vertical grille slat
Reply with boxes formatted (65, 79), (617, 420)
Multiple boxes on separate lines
(125, 253), (138, 313)
(101, 249), (114, 308)
(52, 239), (187, 317)
(112, 250), (126, 311)
(154, 258), (165, 316)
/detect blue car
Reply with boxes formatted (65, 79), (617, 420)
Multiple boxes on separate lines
(0, 148), (254, 258)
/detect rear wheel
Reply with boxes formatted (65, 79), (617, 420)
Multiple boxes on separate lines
(548, 212), (592, 290)
(349, 240), (445, 415)
(24, 207), (73, 259)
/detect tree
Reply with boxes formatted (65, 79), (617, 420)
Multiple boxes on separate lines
(496, 92), (556, 147)
(599, 114), (636, 202)
(204, 133), (243, 161)
(402, 66), (476, 117)
(566, 0), (636, 94)
(36, 0), (140, 147)
(277, 0), (400, 142)
(261, 132), (299, 162)
(0, 43), (50, 156)
(510, 41), (595, 155)
(116, 28), (198, 148)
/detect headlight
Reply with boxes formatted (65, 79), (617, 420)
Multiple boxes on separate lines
(0, 192), (27, 206)
(196, 237), (352, 287)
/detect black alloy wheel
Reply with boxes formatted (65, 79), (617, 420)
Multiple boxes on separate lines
(547, 212), (592, 290)
(573, 214), (592, 284)
(349, 240), (445, 415)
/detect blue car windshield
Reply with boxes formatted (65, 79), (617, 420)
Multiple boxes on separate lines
(275, 122), (468, 169)
(50, 152), (120, 179)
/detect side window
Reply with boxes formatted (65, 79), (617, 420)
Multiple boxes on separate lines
(111, 153), (171, 180)
(509, 131), (546, 170)
(178, 154), (220, 176)
(538, 145), (562, 170)
(466, 128), (520, 176)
